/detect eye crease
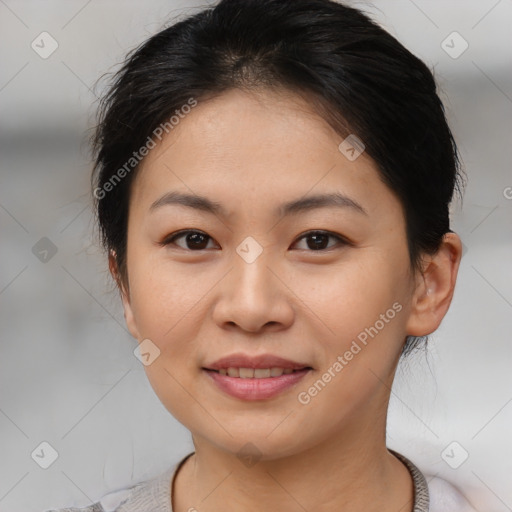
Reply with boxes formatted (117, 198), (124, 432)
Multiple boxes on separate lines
(158, 229), (352, 252)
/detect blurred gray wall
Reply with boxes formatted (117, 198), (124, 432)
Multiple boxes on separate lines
(1, 1), (511, 511)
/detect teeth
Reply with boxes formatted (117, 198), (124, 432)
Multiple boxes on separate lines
(239, 368), (253, 378)
(216, 367), (300, 378)
(270, 367), (283, 377)
(227, 367), (239, 377)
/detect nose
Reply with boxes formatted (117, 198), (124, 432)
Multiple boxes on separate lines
(211, 242), (295, 334)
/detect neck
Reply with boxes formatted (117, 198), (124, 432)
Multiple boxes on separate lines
(173, 421), (414, 512)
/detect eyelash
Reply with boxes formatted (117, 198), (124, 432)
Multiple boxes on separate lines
(159, 229), (351, 252)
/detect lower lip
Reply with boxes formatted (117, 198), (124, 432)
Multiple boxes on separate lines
(203, 369), (311, 400)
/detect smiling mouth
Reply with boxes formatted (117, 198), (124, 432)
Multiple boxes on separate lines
(204, 367), (313, 378)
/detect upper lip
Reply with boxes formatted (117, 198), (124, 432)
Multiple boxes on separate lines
(204, 353), (312, 371)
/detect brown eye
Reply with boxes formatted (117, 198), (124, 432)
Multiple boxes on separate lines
(292, 231), (348, 251)
(160, 229), (350, 252)
(161, 230), (217, 250)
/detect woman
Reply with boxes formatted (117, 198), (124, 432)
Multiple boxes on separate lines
(48, 0), (476, 510)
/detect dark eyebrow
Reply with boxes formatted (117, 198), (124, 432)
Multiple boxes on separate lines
(278, 192), (368, 217)
(149, 191), (368, 217)
(150, 191), (227, 216)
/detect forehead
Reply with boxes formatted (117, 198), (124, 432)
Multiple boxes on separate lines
(129, 87), (401, 222)
(146, 87), (343, 169)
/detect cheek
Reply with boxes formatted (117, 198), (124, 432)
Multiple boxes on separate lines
(127, 259), (207, 422)
(297, 253), (408, 342)
(127, 254), (202, 355)
(298, 255), (411, 410)
(293, 265), (408, 427)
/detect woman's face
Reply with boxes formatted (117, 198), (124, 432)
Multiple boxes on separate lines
(120, 87), (422, 459)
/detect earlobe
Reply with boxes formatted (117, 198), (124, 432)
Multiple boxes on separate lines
(405, 232), (463, 337)
(108, 250), (141, 340)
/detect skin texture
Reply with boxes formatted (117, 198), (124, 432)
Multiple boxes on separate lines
(110, 87), (462, 512)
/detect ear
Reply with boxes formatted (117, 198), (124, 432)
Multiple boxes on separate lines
(405, 232), (463, 337)
(108, 250), (141, 340)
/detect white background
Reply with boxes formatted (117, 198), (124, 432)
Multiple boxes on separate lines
(0, 1), (511, 511)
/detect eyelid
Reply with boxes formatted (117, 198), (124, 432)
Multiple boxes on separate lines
(159, 229), (215, 247)
(292, 230), (352, 250)
(159, 229), (352, 251)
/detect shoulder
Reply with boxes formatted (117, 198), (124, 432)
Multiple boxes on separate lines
(391, 449), (476, 512)
(43, 487), (132, 512)
(427, 474), (478, 512)
(43, 454), (188, 512)
(43, 452), (196, 512)
(43, 503), (106, 512)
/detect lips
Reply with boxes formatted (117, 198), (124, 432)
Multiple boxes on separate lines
(202, 353), (313, 400)
(204, 353), (312, 372)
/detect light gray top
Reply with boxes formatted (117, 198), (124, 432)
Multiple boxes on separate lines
(44, 450), (476, 512)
